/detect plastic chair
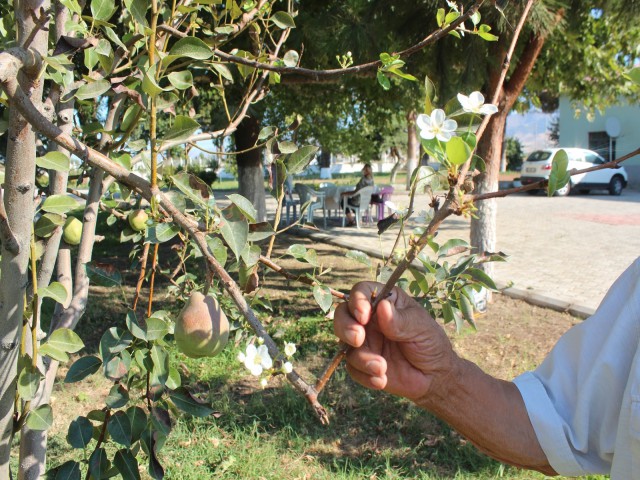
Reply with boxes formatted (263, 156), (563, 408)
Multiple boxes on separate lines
(370, 185), (394, 221)
(319, 182), (341, 218)
(341, 185), (375, 229)
(281, 176), (300, 225)
(294, 183), (327, 229)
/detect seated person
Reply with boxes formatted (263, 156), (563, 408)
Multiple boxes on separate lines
(341, 163), (375, 226)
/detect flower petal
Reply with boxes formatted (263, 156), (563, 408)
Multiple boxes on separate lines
(470, 91), (485, 106)
(480, 104), (498, 115)
(457, 93), (469, 108)
(416, 113), (431, 130)
(419, 129), (436, 140)
(437, 131), (453, 142)
(250, 364), (263, 376)
(431, 109), (446, 126)
(443, 119), (458, 132)
(245, 344), (257, 356)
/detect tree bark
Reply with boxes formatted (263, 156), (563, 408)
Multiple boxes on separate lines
(470, 26), (554, 302)
(235, 115), (266, 221)
(0, 0), (49, 476)
(405, 110), (419, 191)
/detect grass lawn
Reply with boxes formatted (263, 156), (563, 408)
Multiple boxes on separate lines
(35, 214), (606, 480)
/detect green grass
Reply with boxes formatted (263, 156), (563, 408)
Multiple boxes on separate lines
(38, 214), (608, 480)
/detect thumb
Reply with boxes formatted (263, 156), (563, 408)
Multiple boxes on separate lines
(375, 295), (433, 342)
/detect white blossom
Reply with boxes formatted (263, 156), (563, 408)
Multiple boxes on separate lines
(284, 342), (296, 357)
(242, 344), (273, 376)
(282, 362), (293, 374)
(260, 378), (268, 388)
(416, 109), (457, 142)
(457, 91), (498, 115)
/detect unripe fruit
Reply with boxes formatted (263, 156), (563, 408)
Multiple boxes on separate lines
(36, 171), (49, 188)
(62, 217), (83, 245)
(175, 292), (229, 358)
(128, 209), (148, 232)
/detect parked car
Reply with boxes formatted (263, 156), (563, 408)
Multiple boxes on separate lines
(520, 148), (628, 196)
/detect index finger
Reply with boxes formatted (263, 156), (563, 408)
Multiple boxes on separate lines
(348, 281), (393, 325)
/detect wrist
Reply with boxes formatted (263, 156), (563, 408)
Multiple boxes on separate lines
(412, 352), (468, 410)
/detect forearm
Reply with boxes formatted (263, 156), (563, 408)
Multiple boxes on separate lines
(415, 357), (556, 475)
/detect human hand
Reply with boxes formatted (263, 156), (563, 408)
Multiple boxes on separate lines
(334, 282), (458, 401)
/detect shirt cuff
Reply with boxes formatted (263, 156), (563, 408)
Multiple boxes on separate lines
(513, 372), (585, 476)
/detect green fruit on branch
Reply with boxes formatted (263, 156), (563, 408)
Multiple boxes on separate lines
(175, 292), (229, 358)
(35, 171), (49, 188)
(62, 217), (83, 245)
(127, 209), (149, 232)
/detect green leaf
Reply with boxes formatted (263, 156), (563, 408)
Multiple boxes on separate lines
(466, 268), (498, 291)
(445, 11), (460, 24)
(65, 355), (102, 383)
(36, 151), (70, 171)
(76, 79), (111, 100)
(219, 205), (248, 260)
(51, 460), (81, 479)
(91, 0), (115, 21)
(108, 411), (132, 447)
(477, 24), (498, 41)
(88, 448), (109, 480)
(247, 222), (274, 242)
(286, 244), (307, 260)
(436, 8), (445, 27)
(44, 328), (84, 354)
(18, 368), (43, 401)
(278, 141), (297, 154)
(86, 261), (122, 287)
(345, 250), (372, 267)
(26, 404), (53, 431)
(271, 11), (296, 29)
(164, 36), (213, 66)
(111, 152), (132, 170)
(438, 238), (469, 257)
(376, 70), (391, 90)
(226, 194), (257, 222)
(207, 236), (228, 266)
(162, 115), (200, 144)
(446, 136), (470, 166)
(120, 104), (142, 132)
(104, 351), (131, 381)
(166, 366), (181, 390)
(286, 145), (319, 175)
(146, 223), (181, 244)
(124, 0), (148, 26)
(168, 387), (215, 417)
(34, 213), (65, 238)
(105, 384), (129, 409)
(114, 449), (141, 480)
(127, 406), (147, 443)
(313, 285), (333, 313)
(625, 66), (640, 85)
(67, 416), (94, 449)
(258, 126), (275, 141)
(38, 344), (68, 362)
(150, 345), (169, 386)
(38, 282), (70, 307)
(145, 317), (170, 341)
(142, 67), (167, 98)
(170, 172), (211, 209)
(41, 195), (80, 215)
(212, 63), (234, 82)
(167, 70), (193, 90)
(547, 149), (570, 196)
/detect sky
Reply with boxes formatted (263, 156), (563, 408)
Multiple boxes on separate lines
(505, 110), (555, 154)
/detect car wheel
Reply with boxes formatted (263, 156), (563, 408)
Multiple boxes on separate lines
(526, 189), (539, 195)
(608, 175), (624, 196)
(578, 189), (590, 195)
(554, 182), (571, 197)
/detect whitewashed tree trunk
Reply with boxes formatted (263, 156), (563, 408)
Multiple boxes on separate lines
(0, 1), (49, 476)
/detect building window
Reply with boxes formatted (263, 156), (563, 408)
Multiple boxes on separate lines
(588, 131), (616, 161)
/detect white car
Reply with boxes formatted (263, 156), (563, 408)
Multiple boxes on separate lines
(520, 148), (628, 196)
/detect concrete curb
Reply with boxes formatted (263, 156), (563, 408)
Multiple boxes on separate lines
(290, 227), (595, 320)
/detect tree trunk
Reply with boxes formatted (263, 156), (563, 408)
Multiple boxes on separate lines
(470, 24), (556, 304)
(236, 116), (266, 222)
(388, 147), (404, 185)
(405, 110), (419, 191)
(0, 1), (49, 476)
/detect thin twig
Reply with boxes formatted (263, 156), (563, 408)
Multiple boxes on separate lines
(132, 243), (150, 311)
(147, 244), (160, 318)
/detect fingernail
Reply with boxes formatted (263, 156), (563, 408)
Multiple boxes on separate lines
(345, 329), (359, 346)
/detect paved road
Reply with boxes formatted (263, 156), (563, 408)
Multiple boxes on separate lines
(268, 188), (640, 315)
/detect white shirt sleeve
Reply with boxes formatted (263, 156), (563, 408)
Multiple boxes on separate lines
(514, 258), (640, 476)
